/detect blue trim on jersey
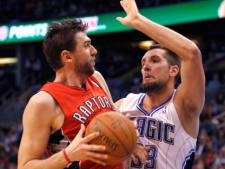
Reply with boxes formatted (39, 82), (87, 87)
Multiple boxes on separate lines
(136, 90), (176, 116)
(182, 146), (196, 169)
(136, 94), (149, 116)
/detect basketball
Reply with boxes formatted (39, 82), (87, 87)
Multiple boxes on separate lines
(85, 111), (137, 165)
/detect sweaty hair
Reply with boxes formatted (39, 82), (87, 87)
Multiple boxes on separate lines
(43, 19), (88, 71)
(149, 44), (181, 83)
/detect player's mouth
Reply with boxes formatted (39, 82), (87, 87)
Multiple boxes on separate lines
(144, 73), (154, 79)
(92, 60), (95, 66)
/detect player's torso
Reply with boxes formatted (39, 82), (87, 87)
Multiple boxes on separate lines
(119, 92), (197, 169)
(39, 76), (121, 169)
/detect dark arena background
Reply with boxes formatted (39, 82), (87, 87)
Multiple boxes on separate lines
(0, 0), (225, 168)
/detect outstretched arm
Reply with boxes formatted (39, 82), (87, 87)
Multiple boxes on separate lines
(117, 0), (205, 138)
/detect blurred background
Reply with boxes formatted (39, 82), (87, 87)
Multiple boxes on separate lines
(0, 0), (225, 168)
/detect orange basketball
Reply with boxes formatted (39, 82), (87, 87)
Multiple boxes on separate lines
(85, 111), (137, 165)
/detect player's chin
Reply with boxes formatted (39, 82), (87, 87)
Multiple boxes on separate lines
(86, 68), (95, 77)
(90, 63), (95, 71)
(143, 78), (156, 84)
(92, 67), (95, 74)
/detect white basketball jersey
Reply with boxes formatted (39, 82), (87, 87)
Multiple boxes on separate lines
(119, 91), (196, 169)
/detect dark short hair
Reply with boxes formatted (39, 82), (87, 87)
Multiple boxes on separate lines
(149, 44), (181, 83)
(43, 19), (88, 71)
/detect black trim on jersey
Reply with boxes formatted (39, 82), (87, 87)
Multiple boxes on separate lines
(64, 162), (79, 169)
(183, 153), (195, 169)
(49, 129), (64, 144)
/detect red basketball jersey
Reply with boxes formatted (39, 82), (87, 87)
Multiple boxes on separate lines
(39, 75), (123, 169)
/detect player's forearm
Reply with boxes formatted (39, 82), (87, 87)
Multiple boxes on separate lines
(132, 14), (201, 60)
(18, 150), (69, 169)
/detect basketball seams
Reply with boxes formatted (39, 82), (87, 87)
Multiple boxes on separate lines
(85, 112), (137, 164)
(118, 114), (136, 152)
(95, 115), (131, 157)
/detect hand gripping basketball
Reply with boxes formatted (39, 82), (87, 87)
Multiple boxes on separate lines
(85, 111), (138, 165)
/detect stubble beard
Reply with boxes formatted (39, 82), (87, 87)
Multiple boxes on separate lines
(76, 61), (95, 77)
(142, 80), (165, 93)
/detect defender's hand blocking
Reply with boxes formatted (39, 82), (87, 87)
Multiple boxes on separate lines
(116, 0), (140, 26)
(130, 144), (150, 164)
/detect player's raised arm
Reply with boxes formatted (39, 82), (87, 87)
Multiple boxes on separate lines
(117, 0), (205, 138)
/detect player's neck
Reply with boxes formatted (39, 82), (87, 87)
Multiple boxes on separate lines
(54, 71), (87, 88)
(143, 89), (174, 110)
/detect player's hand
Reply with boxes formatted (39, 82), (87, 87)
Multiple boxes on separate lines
(130, 144), (149, 164)
(116, 0), (140, 26)
(64, 124), (108, 166)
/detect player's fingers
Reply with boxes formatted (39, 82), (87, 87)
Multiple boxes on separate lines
(116, 17), (124, 23)
(135, 151), (146, 164)
(87, 151), (108, 158)
(82, 132), (101, 143)
(118, 0), (130, 17)
(145, 146), (151, 151)
(121, 0), (129, 7)
(76, 124), (101, 142)
(134, 145), (148, 164)
(131, 145), (147, 163)
(125, 113), (131, 118)
(130, 154), (138, 164)
(87, 157), (107, 166)
(75, 124), (85, 139)
(85, 144), (106, 153)
(119, 0), (126, 9)
(133, 120), (137, 127)
(136, 129), (139, 137)
(86, 152), (108, 166)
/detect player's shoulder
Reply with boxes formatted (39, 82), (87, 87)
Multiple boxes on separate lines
(92, 71), (104, 85)
(126, 93), (143, 99)
(122, 93), (144, 105)
(23, 91), (61, 131)
(93, 70), (103, 79)
(27, 91), (56, 110)
(31, 90), (54, 101)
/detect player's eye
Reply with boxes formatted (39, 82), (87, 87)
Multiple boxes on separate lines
(85, 43), (90, 48)
(153, 59), (159, 63)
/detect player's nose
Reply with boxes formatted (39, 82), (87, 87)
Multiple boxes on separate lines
(90, 45), (97, 56)
(143, 63), (150, 71)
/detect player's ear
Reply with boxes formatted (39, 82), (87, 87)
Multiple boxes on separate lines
(170, 65), (179, 77)
(61, 50), (72, 63)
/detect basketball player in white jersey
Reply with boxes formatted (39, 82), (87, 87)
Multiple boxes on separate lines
(115, 0), (205, 168)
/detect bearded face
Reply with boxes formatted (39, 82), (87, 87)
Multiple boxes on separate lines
(142, 79), (167, 93)
(72, 31), (96, 77)
(75, 58), (95, 77)
(141, 49), (174, 93)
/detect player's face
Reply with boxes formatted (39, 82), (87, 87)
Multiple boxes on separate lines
(73, 32), (97, 76)
(141, 48), (171, 93)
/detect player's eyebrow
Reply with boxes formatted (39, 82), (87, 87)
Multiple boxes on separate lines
(84, 39), (91, 45)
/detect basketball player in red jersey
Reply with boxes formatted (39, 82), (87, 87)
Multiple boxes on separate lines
(18, 19), (127, 169)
